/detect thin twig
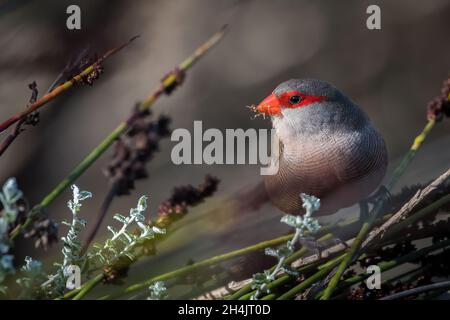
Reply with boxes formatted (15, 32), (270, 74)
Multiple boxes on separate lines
(0, 36), (138, 134)
(0, 48), (95, 157)
(386, 119), (436, 191)
(0, 82), (39, 156)
(0, 118), (26, 157)
(362, 168), (450, 249)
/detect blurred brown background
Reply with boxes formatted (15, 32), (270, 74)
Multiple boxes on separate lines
(0, 0), (449, 294)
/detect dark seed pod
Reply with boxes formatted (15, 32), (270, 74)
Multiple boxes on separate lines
(426, 77), (450, 121)
(104, 107), (171, 196)
(156, 175), (220, 228)
(24, 216), (59, 250)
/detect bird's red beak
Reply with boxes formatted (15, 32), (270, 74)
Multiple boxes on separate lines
(256, 93), (282, 116)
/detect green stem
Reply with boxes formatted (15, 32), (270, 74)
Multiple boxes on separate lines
(321, 222), (371, 299)
(386, 119), (435, 191)
(238, 260), (322, 300)
(276, 255), (345, 300)
(226, 233), (333, 300)
(72, 274), (104, 300)
(10, 124), (126, 242)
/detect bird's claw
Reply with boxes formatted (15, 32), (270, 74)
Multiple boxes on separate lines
(367, 185), (391, 205)
(359, 185), (391, 222)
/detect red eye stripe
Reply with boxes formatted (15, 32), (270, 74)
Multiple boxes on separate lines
(279, 91), (326, 109)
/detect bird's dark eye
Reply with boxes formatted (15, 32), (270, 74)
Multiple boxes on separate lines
(289, 95), (301, 104)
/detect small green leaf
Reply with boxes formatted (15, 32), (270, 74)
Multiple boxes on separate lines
(137, 195), (148, 212)
(113, 214), (127, 223)
(78, 190), (92, 201)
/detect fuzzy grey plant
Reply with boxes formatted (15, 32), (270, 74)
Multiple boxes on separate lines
(62, 185), (92, 269)
(17, 256), (44, 288)
(250, 193), (321, 300)
(89, 195), (165, 268)
(0, 254), (14, 295)
(42, 185), (91, 294)
(0, 218), (9, 254)
(147, 281), (168, 300)
(16, 256), (46, 298)
(0, 178), (25, 295)
(0, 178), (23, 224)
(0, 178), (24, 254)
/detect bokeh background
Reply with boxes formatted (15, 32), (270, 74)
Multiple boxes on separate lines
(1, 0), (450, 296)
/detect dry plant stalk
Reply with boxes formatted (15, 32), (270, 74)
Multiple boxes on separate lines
(362, 168), (450, 249)
(0, 36), (138, 134)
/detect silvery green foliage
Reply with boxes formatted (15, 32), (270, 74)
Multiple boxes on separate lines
(251, 193), (321, 300)
(43, 185), (91, 295)
(16, 256), (46, 295)
(61, 185), (92, 269)
(0, 254), (14, 294)
(0, 178), (24, 254)
(281, 193), (321, 244)
(0, 178), (23, 224)
(0, 178), (24, 295)
(0, 218), (10, 256)
(147, 281), (168, 300)
(90, 196), (165, 267)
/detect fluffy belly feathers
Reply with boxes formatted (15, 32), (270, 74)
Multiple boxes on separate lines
(264, 126), (387, 216)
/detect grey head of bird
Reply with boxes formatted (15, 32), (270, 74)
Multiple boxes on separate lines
(255, 79), (371, 144)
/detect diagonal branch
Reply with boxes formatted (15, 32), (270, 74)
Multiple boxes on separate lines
(362, 168), (450, 249)
(0, 36), (138, 134)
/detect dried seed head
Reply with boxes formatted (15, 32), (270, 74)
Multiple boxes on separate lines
(78, 64), (105, 86)
(426, 77), (450, 121)
(23, 81), (40, 127)
(24, 216), (58, 250)
(104, 108), (171, 196)
(103, 265), (129, 284)
(156, 175), (220, 228)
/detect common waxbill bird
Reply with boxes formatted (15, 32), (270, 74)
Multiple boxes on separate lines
(247, 79), (388, 217)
